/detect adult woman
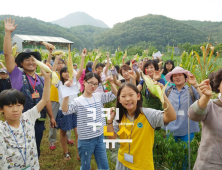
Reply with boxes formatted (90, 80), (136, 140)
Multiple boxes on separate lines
(161, 60), (175, 86)
(164, 67), (202, 142)
(137, 60), (165, 110)
(188, 68), (222, 170)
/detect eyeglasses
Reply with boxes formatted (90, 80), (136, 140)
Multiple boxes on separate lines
(86, 81), (99, 87)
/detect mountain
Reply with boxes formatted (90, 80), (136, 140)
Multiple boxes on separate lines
(51, 12), (109, 28)
(93, 14), (213, 50)
(181, 20), (222, 43)
(0, 15), (108, 49)
(0, 14), (220, 52)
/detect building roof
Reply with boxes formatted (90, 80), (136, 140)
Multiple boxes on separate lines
(12, 34), (73, 44)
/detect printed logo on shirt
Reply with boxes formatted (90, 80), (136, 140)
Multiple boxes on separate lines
(137, 122), (143, 128)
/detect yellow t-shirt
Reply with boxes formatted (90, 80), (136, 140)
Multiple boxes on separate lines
(50, 72), (60, 102)
(117, 110), (160, 170)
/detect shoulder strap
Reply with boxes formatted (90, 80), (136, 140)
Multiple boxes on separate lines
(213, 98), (222, 107)
(188, 86), (196, 103)
(166, 86), (173, 97)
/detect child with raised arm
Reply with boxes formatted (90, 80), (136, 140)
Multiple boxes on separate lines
(107, 82), (176, 170)
(61, 72), (117, 170)
(0, 68), (51, 170)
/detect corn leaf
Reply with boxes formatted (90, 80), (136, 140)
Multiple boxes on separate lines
(67, 45), (73, 79)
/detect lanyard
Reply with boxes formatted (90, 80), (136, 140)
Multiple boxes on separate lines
(1, 79), (7, 90)
(83, 95), (97, 121)
(177, 90), (181, 109)
(6, 121), (27, 166)
(125, 115), (134, 154)
(26, 74), (37, 92)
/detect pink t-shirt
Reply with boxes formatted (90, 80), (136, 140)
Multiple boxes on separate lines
(79, 69), (86, 92)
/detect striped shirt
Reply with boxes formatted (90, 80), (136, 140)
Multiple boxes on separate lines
(63, 92), (116, 140)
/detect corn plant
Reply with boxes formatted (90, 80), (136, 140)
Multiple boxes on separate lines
(180, 51), (198, 77)
(110, 50), (123, 66)
(193, 43), (221, 82)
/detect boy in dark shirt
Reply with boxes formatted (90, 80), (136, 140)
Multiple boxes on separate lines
(0, 68), (11, 93)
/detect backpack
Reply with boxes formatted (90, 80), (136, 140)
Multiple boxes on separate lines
(166, 86), (196, 103)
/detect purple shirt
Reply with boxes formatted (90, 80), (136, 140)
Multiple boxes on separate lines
(9, 66), (43, 91)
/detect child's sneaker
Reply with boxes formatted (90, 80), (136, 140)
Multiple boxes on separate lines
(49, 143), (56, 150)
(67, 139), (74, 145)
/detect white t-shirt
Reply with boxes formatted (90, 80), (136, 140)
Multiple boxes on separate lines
(56, 78), (78, 110)
(101, 67), (111, 83)
(219, 93), (221, 99)
(0, 106), (40, 170)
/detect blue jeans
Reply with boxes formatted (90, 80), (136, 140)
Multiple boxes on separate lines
(78, 134), (109, 170)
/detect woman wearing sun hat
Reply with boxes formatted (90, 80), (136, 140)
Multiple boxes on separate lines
(164, 66), (202, 141)
(164, 66), (202, 168)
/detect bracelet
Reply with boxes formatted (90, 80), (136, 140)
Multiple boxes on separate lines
(194, 84), (198, 88)
(107, 121), (113, 125)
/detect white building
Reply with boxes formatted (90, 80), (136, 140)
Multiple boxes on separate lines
(12, 34), (74, 53)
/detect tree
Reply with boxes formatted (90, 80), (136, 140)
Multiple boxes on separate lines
(0, 21), (4, 52)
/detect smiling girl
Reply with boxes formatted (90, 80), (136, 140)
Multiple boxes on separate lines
(61, 72), (117, 170)
(107, 82), (176, 170)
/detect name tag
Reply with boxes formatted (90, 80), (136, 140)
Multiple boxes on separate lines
(96, 126), (101, 131)
(22, 165), (31, 170)
(124, 153), (133, 163)
(178, 109), (185, 116)
(32, 92), (40, 99)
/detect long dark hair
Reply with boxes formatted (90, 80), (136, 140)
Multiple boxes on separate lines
(116, 83), (142, 123)
(60, 66), (68, 85)
(85, 61), (93, 74)
(162, 60), (175, 75)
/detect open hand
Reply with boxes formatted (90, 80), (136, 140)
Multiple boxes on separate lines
(187, 73), (197, 86)
(128, 70), (137, 80)
(198, 79), (212, 97)
(153, 69), (163, 81)
(4, 18), (17, 32)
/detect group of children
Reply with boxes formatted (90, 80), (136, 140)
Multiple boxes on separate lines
(0, 18), (222, 170)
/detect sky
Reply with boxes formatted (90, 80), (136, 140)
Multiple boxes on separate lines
(1, 0), (222, 28)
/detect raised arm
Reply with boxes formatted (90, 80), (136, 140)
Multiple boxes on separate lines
(0, 62), (6, 69)
(106, 76), (118, 96)
(187, 73), (203, 97)
(132, 64), (140, 82)
(107, 107), (118, 139)
(76, 49), (86, 81)
(92, 58), (98, 73)
(104, 52), (110, 76)
(110, 66), (121, 87)
(188, 79), (211, 122)
(156, 82), (176, 123)
(52, 54), (63, 71)
(3, 18), (17, 73)
(36, 68), (51, 112)
(122, 54), (127, 65)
